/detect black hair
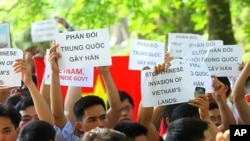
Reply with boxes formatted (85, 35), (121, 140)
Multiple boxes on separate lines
(19, 120), (55, 141)
(165, 118), (209, 141)
(0, 104), (21, 128)
(4, 95), (22, 107)
(114, 122), (147, 140)
(118, 91), (134, 107)
(171, 103), (199, 121)
(162, 103), (181, 129)
(107, 91), (134, 109)
(74, 95), (106, 121)
(15, 96), (34, 111)
(217, 77), (231, 97)
(209, 101), (219, 110)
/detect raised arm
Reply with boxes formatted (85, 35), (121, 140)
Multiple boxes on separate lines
(49, 43), (67, 129)
(97, 66), (121, 128)
(152, 105), (164, 130)
(39, 70), (51, 107)
(232, 61), (250, 124)
(211, 76), (236, 131)
(137, 102), (160, 141)
(189, 95), (219, 141)
(13, 59), (54, 125)
(138, 52), (171, 141)
(64, 86), (82, 127)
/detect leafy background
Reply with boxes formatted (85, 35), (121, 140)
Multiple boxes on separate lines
(0, 0), (249, 62)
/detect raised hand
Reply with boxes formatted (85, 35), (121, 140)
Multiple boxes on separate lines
(13, 59), (33, 86)
(49, 43), (61, 73)
(154, 52), (171, 74)
(189, 95), (209, 120)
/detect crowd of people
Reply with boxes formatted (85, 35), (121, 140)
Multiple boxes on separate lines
(1, 17), (249, 141)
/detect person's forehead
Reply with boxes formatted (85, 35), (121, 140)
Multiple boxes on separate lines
(83, 105), (106, 117)
(121, 99), (132, 105)
(134, 135), (148, 141)
(209, 108), (220, 114)
(19, 106), (37, 116)
(0, 117), (14, 129)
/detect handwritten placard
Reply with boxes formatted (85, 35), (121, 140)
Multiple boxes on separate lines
(31, 19), (59, 42)
(0, 48), (23, 87)
(188, 62), (213, 93)
(129, 39), (164, 70)
(56, 28), (111, 70)
(44, 49), (94, 86)
(183, 40), (223, 63)
(203, 45), (243, 77)
(141, 60), (194, 107)
(168, 33), (203, 57)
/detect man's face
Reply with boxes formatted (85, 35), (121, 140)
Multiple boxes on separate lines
(134, 135), (148, 141)
(19, 106), (38, 129)
(0, 117), (19, 141)
(209, 108), (221, 127)
(79, 105), (108, 132)
(119, 99), (134, 122)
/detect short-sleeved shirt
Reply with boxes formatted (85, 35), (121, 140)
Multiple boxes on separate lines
(54, 119), (80, 141)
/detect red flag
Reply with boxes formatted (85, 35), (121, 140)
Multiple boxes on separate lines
(34, 56), (141, 121)
(109, 56), (141, 121)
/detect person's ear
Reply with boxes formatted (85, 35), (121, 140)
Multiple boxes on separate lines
(166, 117), (171, 125)
(16, 127), (21, 135)
(75, 122), (84, 132)
(223, 85), (229, 94)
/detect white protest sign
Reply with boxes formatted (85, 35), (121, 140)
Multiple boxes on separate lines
(168, 33), (203, 57)
(45, 67), (94, 87)
(44, 49), (94, 87)
(0, 23), (11, 48)
(203, 45), (243, 77)
(0, 48), (23, 87)
(56, 28), (111, 70)
(189, 62), (213, 93)
(183, 40), (223, 63)
(141, 60), (195, 107)
(31, 19), (59, 42)
(129, 39), (165, 70)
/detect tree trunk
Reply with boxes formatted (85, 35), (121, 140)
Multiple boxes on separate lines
(206, 0), (236, 44)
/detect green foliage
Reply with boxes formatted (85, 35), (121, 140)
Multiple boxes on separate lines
(0, 0), (249, 57)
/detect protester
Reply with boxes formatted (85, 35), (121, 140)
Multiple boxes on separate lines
(209, 75), (237, 131)
(232, 60), (250, 124)
(18, 120), (56, 141)
(209, 102), (222, 127)
(82, 127), (126, 141)
(0, 104), (21, 141)
(47, 43), (121, 140)
(13, 59), (54, 129)
(165, 118), (210, 141)
(160, 103), (181, 138)
(114, 122), (148, 141)
(107, 90), (134, 122)
(189, 95), (219, 141)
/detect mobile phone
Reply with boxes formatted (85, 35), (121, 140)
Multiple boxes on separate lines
(194, 87), (206, 97)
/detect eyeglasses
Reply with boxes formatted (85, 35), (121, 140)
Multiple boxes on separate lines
(121, 105), (133, 112)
